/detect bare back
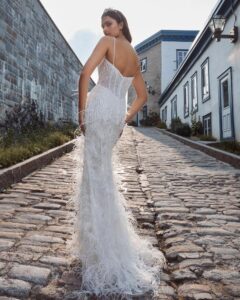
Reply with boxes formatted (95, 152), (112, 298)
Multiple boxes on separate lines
(105, 37), (139, 78)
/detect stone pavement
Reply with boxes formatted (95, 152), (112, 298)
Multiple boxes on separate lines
(0, 126), (240, 299)
(133, 127), (240, 300)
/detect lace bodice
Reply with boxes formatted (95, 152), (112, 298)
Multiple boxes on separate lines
(97, 37), (134, 99)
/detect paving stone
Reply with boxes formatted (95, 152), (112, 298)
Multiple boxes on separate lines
(224, 285), (240, 297)
(0, 221), (37, 230)
(192, 293), (213, 300)
(195, 227), (234, 236)
(0, 239), (15, 251)
(178, 258), (215, 269)
(23, 234), (64, 244)
(39, 255), (69, 266)
(171, 269), (197, 281)
(0, 262), (6, 270)
(203, 268), (240, 281)
(17, 213), (52, 221)
(0, 232), (24, 239)
(194, 236), (226, 245)
(177, 283), (211, 295)
(223, 210), (240, 216)
(0, 297), (21, 300)
(165, 243), (204, 259)
(33, 202), (61, 209)
(155, 207), (189, 213)
(208, 246), (240, 256)
(0, 278), (31, 298)
(0, 252), (33, 263)
(8, 264), (51, 285)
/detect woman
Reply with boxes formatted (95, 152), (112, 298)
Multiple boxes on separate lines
(66, 8), (166, 299)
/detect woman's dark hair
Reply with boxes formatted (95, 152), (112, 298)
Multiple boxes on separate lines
(101, 8), (132, 43)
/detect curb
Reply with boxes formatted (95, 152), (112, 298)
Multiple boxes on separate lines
(0, 139), (76, 191)
(154, 128), (240, 169)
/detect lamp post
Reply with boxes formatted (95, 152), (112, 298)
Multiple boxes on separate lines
(209, 15), (238, 43)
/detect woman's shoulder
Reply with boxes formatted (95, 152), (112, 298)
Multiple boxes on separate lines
(97, 35), (113, 44)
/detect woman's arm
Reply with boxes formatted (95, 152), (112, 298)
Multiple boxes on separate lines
(118, 66), (147, 139)
(78, 36), (111, 127)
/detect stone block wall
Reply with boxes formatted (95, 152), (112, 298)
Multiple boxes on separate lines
(0, 0), (94, 124)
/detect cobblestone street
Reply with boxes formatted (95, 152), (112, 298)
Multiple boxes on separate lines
(0, 126), (240, 299)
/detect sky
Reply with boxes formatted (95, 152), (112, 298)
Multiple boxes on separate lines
(40, 0), (218, 81)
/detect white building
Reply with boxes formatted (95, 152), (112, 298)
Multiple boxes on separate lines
(159, 0), (240, 142)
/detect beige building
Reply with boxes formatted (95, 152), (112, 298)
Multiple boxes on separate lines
(128, 30), (198, 126)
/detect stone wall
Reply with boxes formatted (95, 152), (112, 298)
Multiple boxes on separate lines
(0, 0), (94, 125)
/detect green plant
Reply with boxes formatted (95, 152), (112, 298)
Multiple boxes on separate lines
(210, 140), (240, 155)
(139, 112), (160, 126)
(127, 120), (138, 126)
(0, 98), (45, 147)
(170, 117), (182, 132)
(176, 123), (192, 137)
(191, 118), (203, 136)
(0, 123), (76, 168)
(198, 134), (217, 141)
(0, 98), (78, 168)
(156, 120), (167, 129)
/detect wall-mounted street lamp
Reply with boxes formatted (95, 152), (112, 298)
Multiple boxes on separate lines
(144, 81), (157, 95)
(209, 15), (238, 43)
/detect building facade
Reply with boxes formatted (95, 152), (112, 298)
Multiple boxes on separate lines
(159, 0), (240, 142)
(0, 0), (95, 125)
(128, 30), (198, 126)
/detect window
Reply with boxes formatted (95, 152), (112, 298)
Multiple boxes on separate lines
(191, 72), (198, 112)
(183, 82), (189, 117)
(222, 79), (229, 108)
(176, 49), (188, 69)
(218, 67), (233, 139)
(140, 58), (147, 72)
(171, 96), (177, 120)
(143, 105), (147, 119)
(201, 58), (210, 101)
(162, 105), (167, 123)
(203, 113), (212, 136)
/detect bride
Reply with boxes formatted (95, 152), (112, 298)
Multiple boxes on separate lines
(66, 8), (166, 299)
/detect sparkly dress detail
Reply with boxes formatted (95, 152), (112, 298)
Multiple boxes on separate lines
(66, 36), (166, 299)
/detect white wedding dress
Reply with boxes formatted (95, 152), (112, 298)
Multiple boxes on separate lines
(66, 36), (166, 299)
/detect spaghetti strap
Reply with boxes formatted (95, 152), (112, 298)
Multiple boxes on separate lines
(113, 37), (116, 67)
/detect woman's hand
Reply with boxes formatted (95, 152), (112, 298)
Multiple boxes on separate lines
(118, 115), (129, 139)
(124, 112), (131, 124)
(119, 128), (123, 139)
(79, 115), (86, 136)
(80, 123), (86, 136)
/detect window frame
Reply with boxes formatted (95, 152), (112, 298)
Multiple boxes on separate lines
(162, 105), (167, 123)
(183, 81), (189, 118)
(217, 67), (235, 141)
(171, 95), (177, 120)
(176, 49), (188, 69)
(201, 57), (210, 102)
(140, 57), (147, 73)
(191, 71), (198, 113)
(202, 112), (212, 136)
